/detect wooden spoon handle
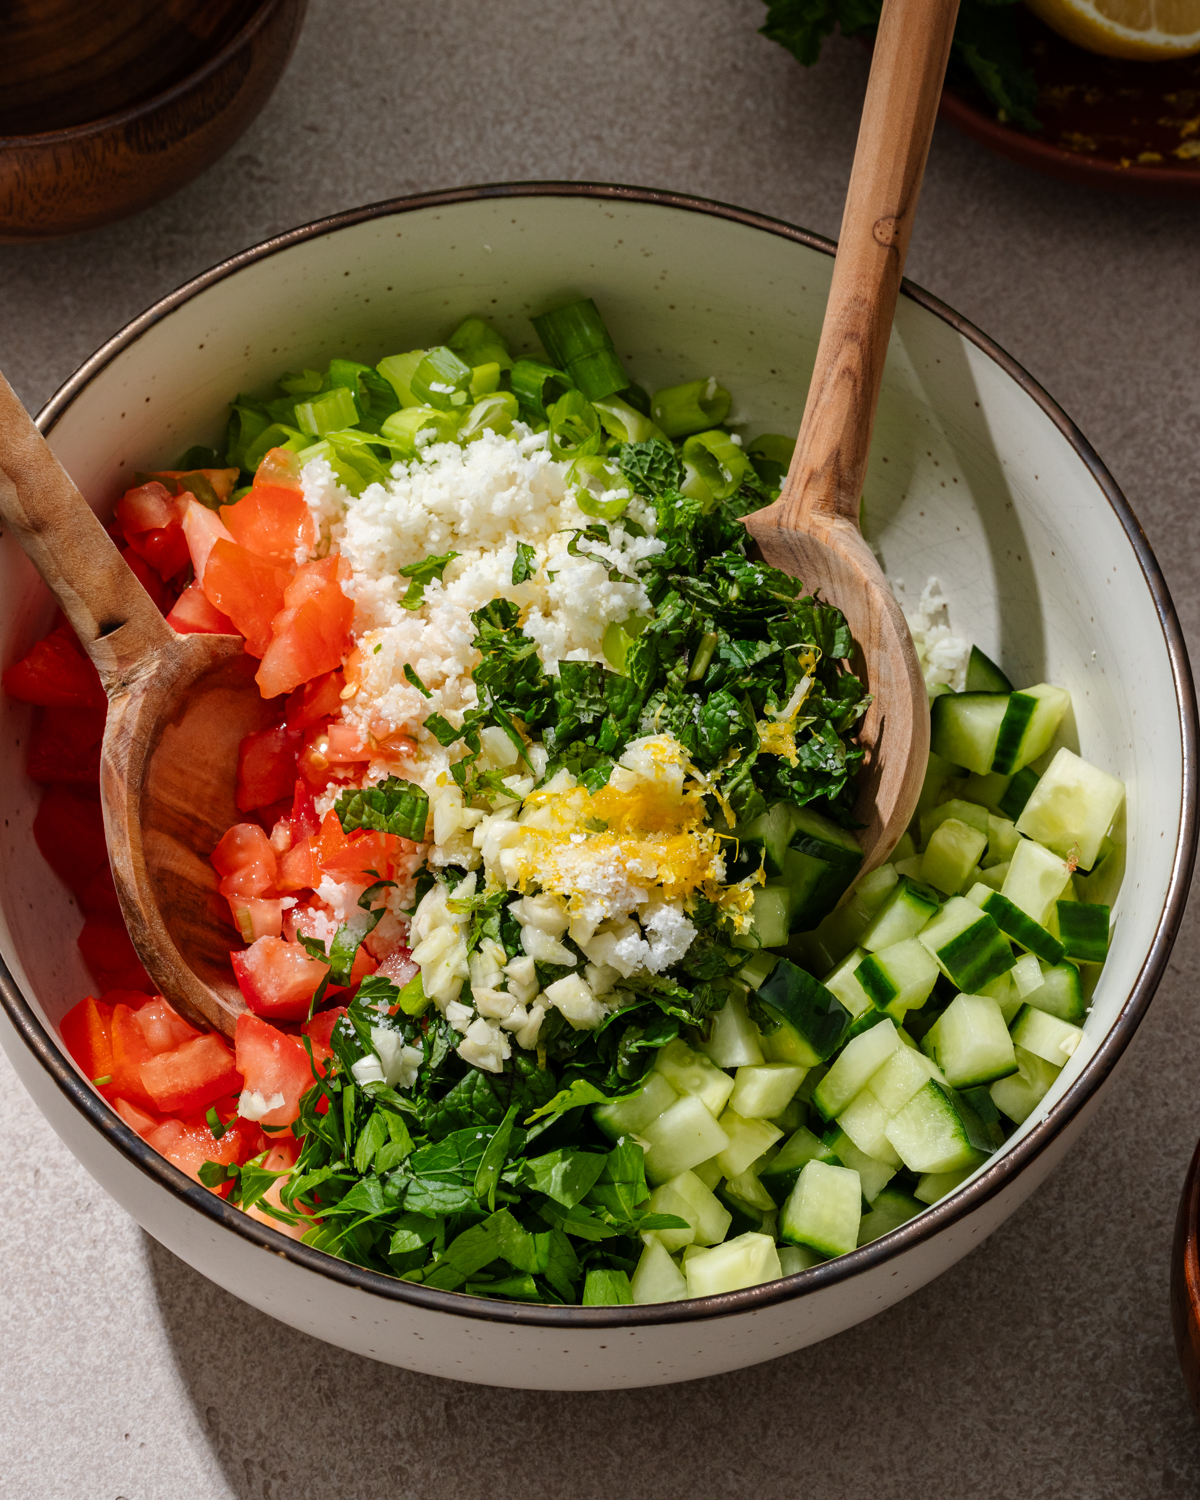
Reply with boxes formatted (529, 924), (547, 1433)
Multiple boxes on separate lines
(780, 0), (960, 530)
(0, 370), (174, 696)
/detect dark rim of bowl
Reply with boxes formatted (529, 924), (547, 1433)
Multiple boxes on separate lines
(6, 181), (1197, 1333)
(0, 0), (296, 147)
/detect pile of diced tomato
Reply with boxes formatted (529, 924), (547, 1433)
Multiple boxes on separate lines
(5, 449), (418, 1214)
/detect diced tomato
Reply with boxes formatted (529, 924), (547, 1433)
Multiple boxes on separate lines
(130, 524), (191, 579)
(147, 1113), (256, 1191)
(181, 497), (235, 583)
(3, 623), (106, 708)
(236, 722), (301, 812)
(141, 1032), (243, 1115)
(375, 945), (418, 988)
(78, 917), (152, 994)
(286, 669), (345, 731)
(203, 539), (289, 658)
(145, 467), (240, 505)
(26, 704), (107, 784)
(316, 808), (351, 865)
(115, 480), (181, 537)
(231, 935), (329, 1021)
(339, 945), (378, 990)
(119, 544), (176, 615)
(234, 1012), (318, 1127)
(211, 822), (277, 897)
(277, 835), (317, 893)
(255, 558), (355, 699)
(245, 1145), (312, 1237)
(110, 1001), (157, 1110)
(323, 721), (370, 763)
(226, 895), (283, 942)
(166, 580), (236, 636)
(60, 995), (115, 1094)
(289, 778), (320, 841)
(323, 829), (406, 880)
(114, 1095), (166, 1139)
(132, 995), (201, 1054)
(78, 864), (122, 920)
(255, 447), (304, 490)
(33, 785), (107, 896)
(301, 1005), (347, 1069)
(220, 483), (315, 567)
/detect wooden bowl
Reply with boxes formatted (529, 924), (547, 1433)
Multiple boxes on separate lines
(1171, 1137), (1200, 1415)
(0, 0), (307, 242)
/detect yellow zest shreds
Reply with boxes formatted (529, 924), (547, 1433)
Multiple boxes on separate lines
(756, 668), (817, 767)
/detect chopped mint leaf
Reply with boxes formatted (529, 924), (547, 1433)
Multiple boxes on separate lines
(335, 775), (430, 841)
(403, 663), (432, 698)
(512, 540), (537, 584)
(398, 550), (460, 609)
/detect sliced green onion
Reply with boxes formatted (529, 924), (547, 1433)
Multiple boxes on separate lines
(548, 390), (602, 462)
(569, 454), (631, 519)
(747, 433), (795, 489)
(601, 614), (650, 673)
(679, 460), (714, 507)
(298, 437), (384, 497)
(532, 298), (628, 401)
(688, 631), (719, 682)
(327, 360), (400, 430)
(294, 385), (359, 438)
(651, 378), (732, 438)
(459, 391), (519, 442)
(411, 346), (473, 411)
(592, 394), (666, 445)
(277, 367), (324, 396)
(225, 400), (270, 468)
(380, 405), (462, 456)
(447, 315), (513, 371)
(320, 430), (391, 488)
(469, 361), (502, 398)
(91, 1074), (113, 1087)
(244, 422), (309, 474)
(682, 429), (747, 500)
(510, 358), (573, 422)
(620, 383), (652, 417)
(376, 349), (427, 408)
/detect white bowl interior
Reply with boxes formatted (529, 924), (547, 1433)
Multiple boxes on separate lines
(0, 192), (1183, 1222)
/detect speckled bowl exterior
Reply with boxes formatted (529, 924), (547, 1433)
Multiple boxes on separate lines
(1, 184), (1194, 1390)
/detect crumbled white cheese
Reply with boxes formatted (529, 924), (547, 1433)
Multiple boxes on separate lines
(238, 1088), (286, 1121)
(899, 577), (970, 692)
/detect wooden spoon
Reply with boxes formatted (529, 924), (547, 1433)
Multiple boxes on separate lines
(0, 373), (265, 1038)
(744, 0), (960, 873)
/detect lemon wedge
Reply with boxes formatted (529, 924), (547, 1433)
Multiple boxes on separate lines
(1024, 0), (1200, 59)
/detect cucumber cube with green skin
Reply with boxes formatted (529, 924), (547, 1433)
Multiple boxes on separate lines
(959, 1085), (1007, 1148)
(746, 884), (791, 949)
(835, 1090), (903, 1168)
(916, 896), (1016, 992)
(653, 1038), (736, 1117)
(1000, 837), (1072, 926)
(914, 1162), (976, 1204)
(780, 1160), (863, 1257)
(924, 993), (1018, 1087)
(683, 1232), (782, 1297)
(990, 1044), (1061, 1124)
(921, 817), (988, 896)
(1056, 901), (1110, 963)
(980, 967), (1021, 1024)
(823, 948), (875, 1021)
(735, 801), (796, 876)
(960, 771), (1014, 816)
(651, 1170), (732, 1245)
(1023, 959), (1086, 1022)
(641, 1095), (731, 1184)
(1010, 1004), (1084, 1068)
(778, 1244), (821, 1274)
(698, 991), (764, 1068)
(812, 1018), (902, 1121)
(769, 1097), (807, 1134)
(999, 765), (1040, 822)
(980, 889), (1065, 964)
(822, 1128), (896, 1203)
(758, 1126), (841, 1205)
(1015, 747), (1125, 871)
(716, 1183), (765, 1237)
(931, 691), (1010, 775)
(861, 877), (943, 953)
(782, 805), (865, 929)
(991, 683), (1071, 775)
(593, 1070), (678, 1141)
(643, 1180), (697, 1251)
(914, 750), (961, 831)
(756, 959), (852, 1066)
(978, 861), (1009, 892)
(738, 951), (779, 992)
(728, 1063), (808, 1119)
(966, 645), (1013, 694)
(715, 1110), (783, 1179)
(857, 1186), (924, 1245)
(1074, 836), (1125, 907)
(883, 1081), (992, 1174)
(855, 938), (940, 1018)
(723, 1168), (777, 1212)
(855, 863), (900, 912)
(920, 797), (991, 845)
(692, 1156), (723, 1191)
(866, 1044), (945, 1115)
(631, 1236), (689, 1304)
(1011, 951), (1045, 997)
(983, 815), (1021, 869)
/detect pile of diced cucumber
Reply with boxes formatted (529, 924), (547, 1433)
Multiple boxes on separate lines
(598, 647), (1126, 1303)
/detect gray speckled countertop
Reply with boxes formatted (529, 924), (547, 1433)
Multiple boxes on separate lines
(3, 2), (1200, 1494)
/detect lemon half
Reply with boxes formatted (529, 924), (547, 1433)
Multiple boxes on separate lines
(1024, 0), (1200, 58)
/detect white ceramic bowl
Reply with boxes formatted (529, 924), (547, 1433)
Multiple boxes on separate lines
(1, 185), (1194, 1391)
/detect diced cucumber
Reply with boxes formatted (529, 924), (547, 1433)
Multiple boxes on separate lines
(1010, 951), (1045, 997)
(728, 1063), (807, 1119)
(738, 951), (779, 992)
(894, 855), (926, 879)
(920, 797), (990, 845)
(692, 1156), (723, 1191)
(643, 1180), (697, 1251)
(857, 1185), (924, 1244)
(979, 889), (1065, 964)
(1023, 959), (1086, 1022)
(866, 1044), (944, 1115)
(823, 949), (875, 1022)
(960, 772), (1013, 816)
(756, 959), (852, 1065)
(784, 804), (865, 928)
(998, 765), (1040, 822)
(856, 862), (900, 912)
(683, 1231), (781, 1296)
(914, 1163), (976, 1203)
(631, 1236), (689, 1303)
(642, 1095), (731, 1184)
(883, 1081), (992, 1174)
(698, 991), (764, 1068)
(789, 899), (870, 973)
(991, 683), (1071, 775)
(914, 751), (960, 833)
(958, 1085), (1006, 1147)
(769, 1097), (806, 1135)
(981, 967), (1021, 1024)
(966, 644), (1013, 694)
(1056, 901), (1110, 963)
(734, 801), (795, 876)
(1010, 1004), (1084, 1067)
(835, 1091), (903, 1168)
(716, 1183), (766, 1237)
(778, 1244), (821, 1274)
(812, 1018), (901, 1121)
(930, 692), (1010, 775)
(855, 938), (940, 1017)
(861, 877), (942, 952)
(978, 861), (1009, 891)
(917, 896), (1016, 991)
(649, 1170), (731, 1246)
(653, 1038), (736, 1117)
(923, 992), (1018, 1087)
(723, 1167), (777, 1212)
(823, 1127), (896, 1202)
(922, 817), (988, 895)
(1015, 747), (1125, 871)
(780, 1159), (863, 1257)
(1000, 837), (1072, 926)
(990, 1044), (1060, 1124)
(746, 884), (792, 949)
(983, 815), (1021, 869)
(593, 1070), (678, 1141)
(1074, 836), (1124, 908)
(714, 1109), (783, 1178)
(757, 1125), (840, 1204)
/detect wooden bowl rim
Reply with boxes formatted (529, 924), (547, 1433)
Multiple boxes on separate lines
(3, 181), (1197, 1330)
(0, 0), (291, 147)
